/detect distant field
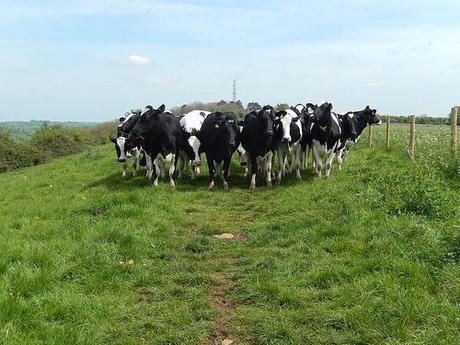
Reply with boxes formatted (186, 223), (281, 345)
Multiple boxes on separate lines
(0, 121), (97, 141)
(0, 123), (458, 344)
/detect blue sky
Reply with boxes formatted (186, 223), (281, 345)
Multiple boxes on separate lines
(1, 0), (460, 121)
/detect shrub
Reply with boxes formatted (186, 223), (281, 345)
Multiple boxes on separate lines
(87, 121), (118, 145)
(30, 126), (91, 158)
(0, 131), (49, 172)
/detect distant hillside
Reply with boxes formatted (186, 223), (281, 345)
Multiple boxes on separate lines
(0, 120), (97, 141)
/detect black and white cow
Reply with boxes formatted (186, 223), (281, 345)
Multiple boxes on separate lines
(177, 110), (211, 179)
(236, 136), (249, 177)
(273, 108), (303, 182)
(199, 112), (240, 190)
(334, 112), (358, 171)
(111, 111), (143, 177)
(126, 104), (182, 188)
(310, 102), (343, 178)
(298, 103), (317, 170)
(336, 106), (381, 168)
(240, 105), (277, 190)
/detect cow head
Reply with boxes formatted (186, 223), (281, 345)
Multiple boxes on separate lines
(127, 104), (166, 146)
(258, 105), (276, 137)
(341, 113), (358, 141)
(312, 102), (333, 125)
(209, 112), (240, 149)
(111, 111), (141, 163)
(274, 110), (301, 144)
(365, 106), (381, 125)
(305, 103), (317, 115)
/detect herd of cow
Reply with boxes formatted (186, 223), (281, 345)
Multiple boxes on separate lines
(110, 102), (381, 190)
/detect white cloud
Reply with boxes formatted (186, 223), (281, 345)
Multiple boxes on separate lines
(128, 54), (150, 65)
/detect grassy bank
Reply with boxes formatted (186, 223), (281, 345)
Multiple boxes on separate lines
(0, 124), (458, 344)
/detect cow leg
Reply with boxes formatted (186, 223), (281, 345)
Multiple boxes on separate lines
(336, 150), (343, 171)
(303, 146), (310, 171)
(343, 148), (349, 162)
(145, 153), (153, 178)
(206, 154), (216, 189)
(277, 148), (284, 183)
(156, 157), (166, 179)
(169, 154), (177, 188)
(312, 145), (322, 177)
(265, 151), (273, 187)
(294, 145), (302, 180)
(222, 156), (231, 190)
(177, 154), (184, 179)
(249, 154), (258, 191)
(153, 159), (161, 186)
(189, 161), (196, 180)
(122, 161), (128, 177)
(246, 156), (252, 179)
(132, 150), (140, 176)
(325, 151), (335, 178)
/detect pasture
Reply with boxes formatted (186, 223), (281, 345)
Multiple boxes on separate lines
(0, 124), (458, 344)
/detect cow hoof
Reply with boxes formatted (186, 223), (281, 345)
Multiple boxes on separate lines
(208, 181), (215, 190)
(267, 181), (272, 188)
(153, 179), (159, 186)
(122, 172), (126, 178)
(132, 171), (137, 177)
(170, 180), (176, 189)
(249, 185), (256, 192)
(223, 181), (229, 191)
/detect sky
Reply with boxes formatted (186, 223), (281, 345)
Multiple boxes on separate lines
(1, 0), (460, 122)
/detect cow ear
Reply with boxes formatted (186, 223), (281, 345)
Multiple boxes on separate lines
(142, 105), (153, 117)
(157, 104), (166, 113)
(372, 109), (377, 115)
(366, 105), (370, 110)
(238, 120), (244, 127)
(110, 135), (117, 143)
(292, 117), (301, 123)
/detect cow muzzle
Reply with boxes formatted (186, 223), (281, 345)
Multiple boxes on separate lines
(118, 158), (126, 163)
(193, 160), (201, 167)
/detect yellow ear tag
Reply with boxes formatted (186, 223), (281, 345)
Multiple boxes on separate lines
(214, 123), (220, 128)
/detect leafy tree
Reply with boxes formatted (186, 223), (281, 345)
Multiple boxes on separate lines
(246, 102), (262, 112)
(276, 103), (290, 111)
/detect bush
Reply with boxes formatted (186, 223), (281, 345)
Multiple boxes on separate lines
(0, 131), (49, 172)
(30, 126), (91, 158)
(87, 121), (118, 145)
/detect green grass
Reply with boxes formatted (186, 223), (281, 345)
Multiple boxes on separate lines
(0, 124), (458, 344)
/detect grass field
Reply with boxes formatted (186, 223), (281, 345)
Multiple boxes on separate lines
(0, 124), (459, 344)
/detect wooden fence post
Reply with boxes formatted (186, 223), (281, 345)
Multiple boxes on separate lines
(409, 115), (416, 160)
(368, 125), (373, 148)
(385, 116), (390, 150)
(451, 107), (458, 159)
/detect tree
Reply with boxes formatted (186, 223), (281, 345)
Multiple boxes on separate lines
(246, 102), (262, 112)
(275, 103), (289, 111)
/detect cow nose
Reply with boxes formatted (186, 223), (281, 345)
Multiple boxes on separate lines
(118, 158), (126, 163)
(282, 138), (290, 143)
(240, 162), (247, 167)
(265, 130), (273, 136)
(194, 160), (201, 167)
